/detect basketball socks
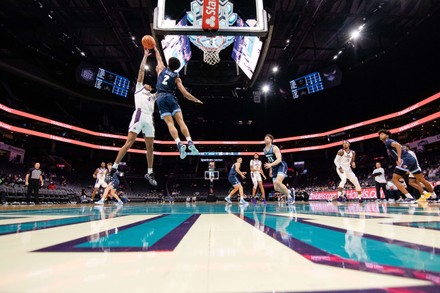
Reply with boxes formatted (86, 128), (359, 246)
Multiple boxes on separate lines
(113, 163), (119, 169)
(405, 193), (413, 199)
(148, 168), (153, 174)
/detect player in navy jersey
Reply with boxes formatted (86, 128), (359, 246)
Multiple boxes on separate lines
(378, 129), (435, 203)
(224, 157), (248, 205)
(263, 134), (295, 204)
(109, 49), (157, 186)
(153, 46), (203, 159)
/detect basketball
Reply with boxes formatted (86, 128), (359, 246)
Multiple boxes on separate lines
(142, 35), (155, 49)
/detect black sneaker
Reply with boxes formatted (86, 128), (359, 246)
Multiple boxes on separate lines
(144, 173), (158, 186)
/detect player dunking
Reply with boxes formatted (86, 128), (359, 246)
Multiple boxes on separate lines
(153, 46), (203, 159)
(109, 49), (157, 186)
(263, 134), (295, 205)
(224, 157), (248, 205)
(250, 153), (267, 204)
(332, 140), (363, 202)
(378, 129), (435, 202)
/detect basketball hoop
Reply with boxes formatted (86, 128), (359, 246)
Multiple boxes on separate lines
(192, 35), (232, 66)
(202, 46), (222, 65)
(186, 0), (237, 66)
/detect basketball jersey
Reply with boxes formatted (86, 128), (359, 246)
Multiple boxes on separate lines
(134, 82), (155, 115)
(339, 149), (354, 170)
(229, 163), (238, 177)
(96, 167), (107, 180)
(250, 159), (262, 173)
(105, 170), (118, 183)
(384, 139), (411, 161)
(156, 68), (179, 94)
(264, 145), (281, 165)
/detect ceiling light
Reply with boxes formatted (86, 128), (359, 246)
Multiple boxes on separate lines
(144, 65), (149, 70)
(272, 66), (278, 73)
(350, 30), (361, 40)
(262, 85), (270, 93)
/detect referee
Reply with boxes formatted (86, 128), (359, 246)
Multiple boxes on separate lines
(25, 162), (44, 204)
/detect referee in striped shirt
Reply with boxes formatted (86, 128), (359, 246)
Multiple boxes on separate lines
(25, 162), (44, 204)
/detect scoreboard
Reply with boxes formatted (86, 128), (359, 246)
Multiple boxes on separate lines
(289, 65), (342, 99)
(290, 72), (324, 99)
(76, 63), (130, 98)
(94, 68), (130, 98)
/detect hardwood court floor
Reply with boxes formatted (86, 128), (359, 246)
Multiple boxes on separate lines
(0, 201), (439, 292)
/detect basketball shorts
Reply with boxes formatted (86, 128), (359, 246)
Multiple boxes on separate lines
(228, 175), (241, 186)
(394, 155), (421, 177)
(336, 168), (361, 190)
(156, 93), (181, 119)
(251, 172), (262, 188)
(94, 179), (108, 189)
(271, 161), (288, 180)
(128, 109), (155, 137)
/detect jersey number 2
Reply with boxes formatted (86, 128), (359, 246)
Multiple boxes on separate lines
(162, 75), (170, 85)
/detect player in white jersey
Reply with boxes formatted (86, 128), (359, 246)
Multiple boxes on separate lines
(250, 153), (267, 203)
(109, 49), (157, 186)
(332, 140), (363, 202)
(91, 162), (108, 201)
(402, 145), (437, 201)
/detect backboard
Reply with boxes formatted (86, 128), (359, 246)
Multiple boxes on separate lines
(153, 0), (268, 37)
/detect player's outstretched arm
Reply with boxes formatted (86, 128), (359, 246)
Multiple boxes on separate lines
(176, 78), (203, 104)
(137, 49), (150, 83)
(154, 46), (165, 75)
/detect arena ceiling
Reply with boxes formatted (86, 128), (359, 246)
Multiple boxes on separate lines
(1, 0), (440, 138)
(1, 0), (440, 96)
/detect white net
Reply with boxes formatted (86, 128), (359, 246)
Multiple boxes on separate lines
(202, 47), (222, 65)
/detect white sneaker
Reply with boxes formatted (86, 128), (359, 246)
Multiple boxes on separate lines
(144, 173), (158, 186)
(239, 198), (248, 205)
(224, 197), (232, 204)
(95, 200), (104, 205)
